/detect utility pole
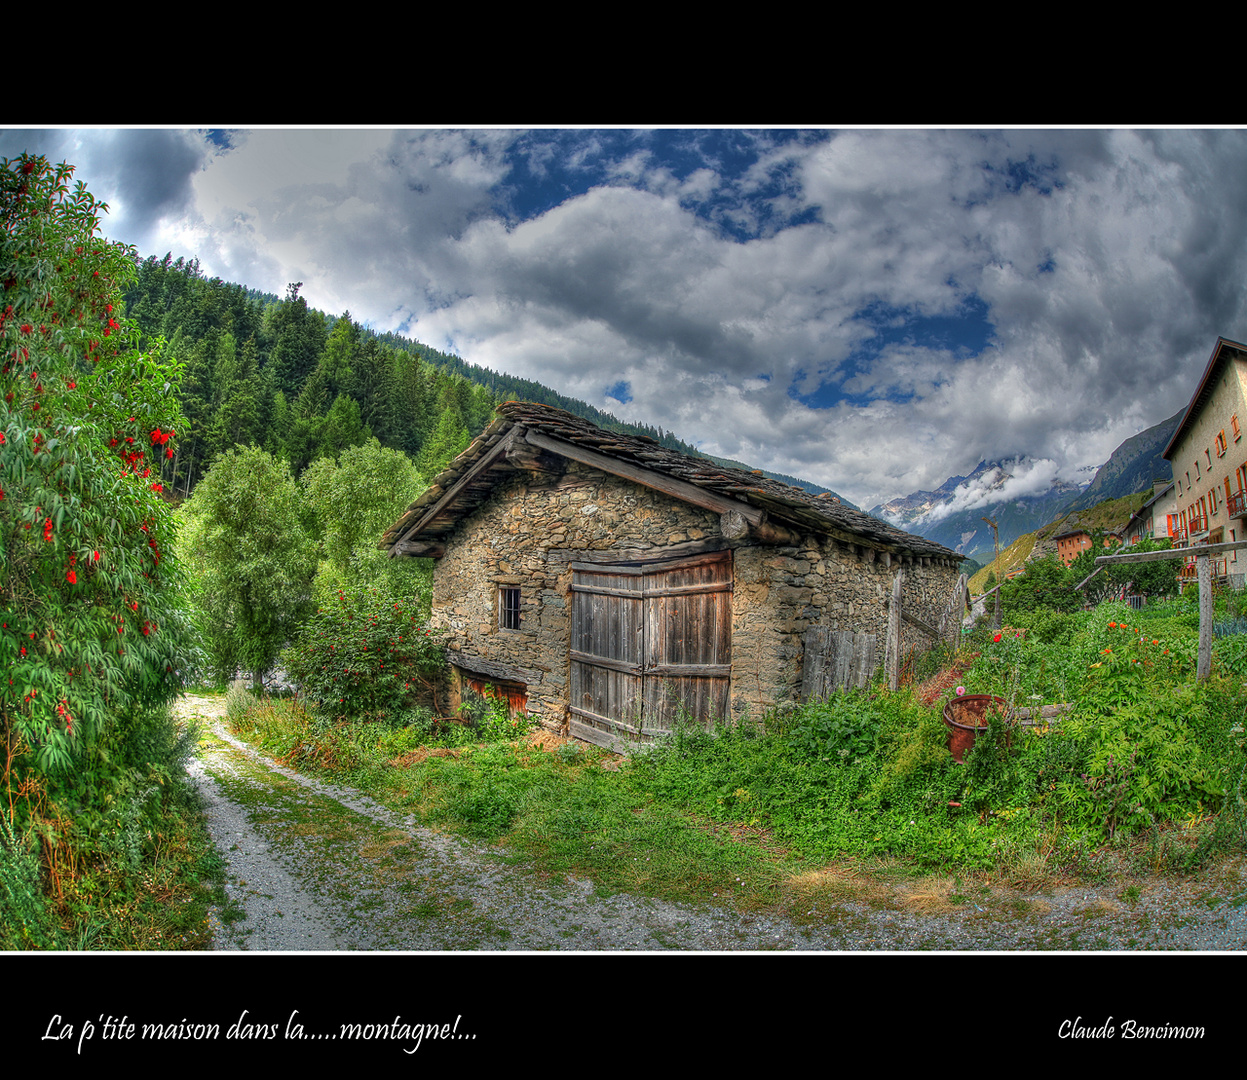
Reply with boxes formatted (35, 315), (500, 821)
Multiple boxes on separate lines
(983, 516), (1001, 631)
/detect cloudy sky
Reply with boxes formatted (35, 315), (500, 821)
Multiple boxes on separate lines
(3, 127), (1243, 510)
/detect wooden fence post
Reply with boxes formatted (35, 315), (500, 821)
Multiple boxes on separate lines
(1094, 540), (1247, 683)
(887, 569), (903, 691)
(1198, 553), (1212, 680)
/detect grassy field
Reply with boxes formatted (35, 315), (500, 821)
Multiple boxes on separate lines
(214, 593), (1247, 922)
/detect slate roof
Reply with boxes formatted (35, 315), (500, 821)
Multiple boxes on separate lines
(380, 401), (959, 560)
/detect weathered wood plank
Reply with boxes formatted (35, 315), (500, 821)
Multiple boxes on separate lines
(389, 426), (522, 556)
(447, 651), (543, 686)
(569, 649), (643, 676)
(1095, 539), (1247, 565)
(800, 628), (828, 701)
(389, 540), (446, 558)
(801, 628), (877, 699)
(644, 663), (731, 678)
(887, 570), (903, 692)
(901, 609), (941, 639)
(1199, 553), (1212, 680)
(570, 580), (732, 600)
(851, 633), (876, 689)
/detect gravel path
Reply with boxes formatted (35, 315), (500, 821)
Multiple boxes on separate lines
(181, 695), (1247, 951)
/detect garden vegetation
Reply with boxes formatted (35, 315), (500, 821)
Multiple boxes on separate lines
(1, 155), (226, 949)
(218, 589), (1247, 916)
(10, 150), (1247, 946)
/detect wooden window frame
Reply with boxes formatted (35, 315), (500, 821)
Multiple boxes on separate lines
(1216, 430), (1228, 457)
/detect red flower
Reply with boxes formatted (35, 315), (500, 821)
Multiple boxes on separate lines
(993, 633), (1002, 643)
(19, 323), (32, 334)
(66, 570), (77, 584)
(92, 550), (99, 561)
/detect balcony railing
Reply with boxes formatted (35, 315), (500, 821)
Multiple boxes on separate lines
(1228, 489), (1247, 519)
(1177, 515), (1210, 545)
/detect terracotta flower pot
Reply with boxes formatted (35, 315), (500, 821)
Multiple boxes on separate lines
(942, 694), (1009, 763)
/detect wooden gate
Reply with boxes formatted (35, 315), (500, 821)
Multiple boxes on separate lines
(569, 550), (732, 751)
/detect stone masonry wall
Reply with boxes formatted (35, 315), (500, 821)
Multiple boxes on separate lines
(428, 461), (960, 734)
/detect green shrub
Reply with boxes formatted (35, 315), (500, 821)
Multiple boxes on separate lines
(0, 816), (59, 949)
(282, 585), (446, 726)
(2, 152), (196, 807)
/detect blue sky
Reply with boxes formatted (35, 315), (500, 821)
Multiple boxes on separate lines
(4, 127), (1244, 511)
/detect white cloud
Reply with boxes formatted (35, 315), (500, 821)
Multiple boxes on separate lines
(12, 126), (1246, 511)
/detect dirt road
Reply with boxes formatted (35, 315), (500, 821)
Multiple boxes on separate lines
(180, 695), (1247, 951)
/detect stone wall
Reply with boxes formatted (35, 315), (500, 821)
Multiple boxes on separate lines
(427, 460), (960, 734)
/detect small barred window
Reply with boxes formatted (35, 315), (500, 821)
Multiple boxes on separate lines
(499, 588), (521, 630)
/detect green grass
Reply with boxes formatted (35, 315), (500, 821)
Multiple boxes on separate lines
(2, 757), (230, 951)
(211, 595), (1247, 924)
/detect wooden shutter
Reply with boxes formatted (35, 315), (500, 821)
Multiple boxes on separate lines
(569, 550), (731, 751)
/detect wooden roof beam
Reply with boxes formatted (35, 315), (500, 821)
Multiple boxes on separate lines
(523, 429), (766, 525)
(388, 426), (522, 556)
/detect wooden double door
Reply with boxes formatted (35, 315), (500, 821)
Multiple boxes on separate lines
(568, 550), (732, 751)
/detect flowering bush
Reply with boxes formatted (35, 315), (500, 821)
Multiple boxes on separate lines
(1, 154), (196, 799)
(282, 585), (446, 726)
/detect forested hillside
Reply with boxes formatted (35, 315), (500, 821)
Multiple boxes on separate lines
(122, 254), (839, 499)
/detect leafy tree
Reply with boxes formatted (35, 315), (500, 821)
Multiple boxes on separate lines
(300, 438), (423, 586)
(1001, 555), (1081, 616)
(1068, 549), (1119, 606)
(0, 154), (195, 803)
(1124, 537), (1179, 601)
(180, 446), (317, 689)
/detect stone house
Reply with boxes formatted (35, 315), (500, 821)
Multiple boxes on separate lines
(380, 402), (962, 750)
(1164, 336), (1247, 584)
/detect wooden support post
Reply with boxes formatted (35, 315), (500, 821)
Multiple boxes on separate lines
(887, 569), (903, 692)
(1198, 553), (1212, 680)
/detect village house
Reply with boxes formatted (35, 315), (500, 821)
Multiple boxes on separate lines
(1053, 528), (1094, 567)
(1163, 336), (1247, 586)
(1052, 526), (1122, 567)
(380, 402), (963, 750)
(1122, 480), (1178, 547)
